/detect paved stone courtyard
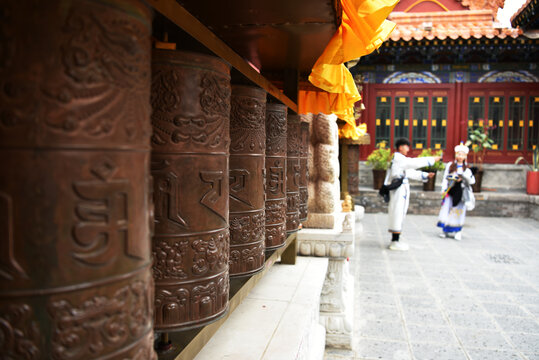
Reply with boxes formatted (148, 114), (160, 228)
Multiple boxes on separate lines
(326, 213), (539, 360)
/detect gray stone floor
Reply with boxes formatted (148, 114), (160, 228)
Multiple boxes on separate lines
(325, 213), (539, 360)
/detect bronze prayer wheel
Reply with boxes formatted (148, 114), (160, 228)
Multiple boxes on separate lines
(229, 85), (266, 276)
(286, 114), (301, 233)
(264, 103), (287, 250)
(0, 1), (156, 359)
(151, 50), (230, 331)
(299, 121), (310, 221)
(347, 144), (360, 195)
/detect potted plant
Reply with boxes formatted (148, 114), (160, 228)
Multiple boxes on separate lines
(366, 141), (391, 190)
(418, 148), (445, 191)
(465, 125), (494, 193)
(515, 147), (539, 195)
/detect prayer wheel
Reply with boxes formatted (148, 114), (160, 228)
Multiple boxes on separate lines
(299, 121), (310, 221)
(151, 50), (230, 330)
(229, 86), (266, 276)
(286, 114), (301, 233)
(0, 1), (156, 359)
(264, 103), (287, 250)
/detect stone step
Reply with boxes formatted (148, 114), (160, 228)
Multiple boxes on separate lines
(354, 186), (539, 220)
(194, 256), (329, 360)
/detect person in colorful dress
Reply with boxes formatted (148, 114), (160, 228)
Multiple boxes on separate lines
(385, 138), (439, 251)
(437, 142), (476, 241)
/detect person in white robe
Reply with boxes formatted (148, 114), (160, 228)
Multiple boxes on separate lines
(385, 138), (439, 251)
(437, 143), (475, 241)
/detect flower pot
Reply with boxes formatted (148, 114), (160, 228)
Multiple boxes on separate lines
(372, 169), (386, 190)
(527, 171), (539, 195)
(471, 169), (483, 193)
(423, 171), (436, 191)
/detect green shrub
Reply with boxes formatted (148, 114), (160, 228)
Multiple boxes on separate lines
(418, 148), (445, 172)
(366, 141), (392, 170)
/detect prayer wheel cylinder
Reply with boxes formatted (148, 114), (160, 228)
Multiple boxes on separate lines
(0, 1), (156, 359)
(286, 114), (301, 233)
(299, 121), (310, 221)
(151, 50), (230, 330)
(264, 104), (287, 250)
(229, 86), (266, 276)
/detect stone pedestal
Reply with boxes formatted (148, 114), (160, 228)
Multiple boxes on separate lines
(297, 212), (355, 349)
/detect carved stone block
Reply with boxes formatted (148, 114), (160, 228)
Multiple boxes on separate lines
(0, 1), (156, 358)
(303, 113), (340, 229)
(297, 212), (355, 350)
(229, 85), (266, 276)
(151, 50), (231, 330)
(265, 103), (287, 250)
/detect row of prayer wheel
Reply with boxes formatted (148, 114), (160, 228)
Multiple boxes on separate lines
(0, 1), (309, 357)
(151, 50), (310, 331)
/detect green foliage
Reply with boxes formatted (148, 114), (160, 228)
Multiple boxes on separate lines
(465, 126), (494, 168)
(417, 148), (445, 172)
(366, 141), (392, 170)
(515, 147), (539, 172)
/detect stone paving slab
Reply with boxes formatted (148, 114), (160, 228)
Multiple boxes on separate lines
(325, 214), (539, 360)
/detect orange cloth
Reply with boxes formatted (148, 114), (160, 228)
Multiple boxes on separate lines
(300, 0), (398, 137)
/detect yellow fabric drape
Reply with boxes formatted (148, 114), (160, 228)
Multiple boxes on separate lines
(299, 0), (398, 139)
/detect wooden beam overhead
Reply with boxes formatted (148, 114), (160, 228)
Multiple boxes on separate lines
(147, 0), (299, 112)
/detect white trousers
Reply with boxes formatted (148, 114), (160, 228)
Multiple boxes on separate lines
(388, 183), (410, 233)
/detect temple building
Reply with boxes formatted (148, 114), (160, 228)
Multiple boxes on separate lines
(352, 0), (539, 163)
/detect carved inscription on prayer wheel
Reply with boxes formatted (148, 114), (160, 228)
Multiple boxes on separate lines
(299, 121), (310, 221)
(151, 50), (230, 330)
(264, 103), (287, 250)
(229, 86), (266, 276)
(347, 144), (360, 195)
(286, 114), (301, 233)
(0, 1), (156, 359)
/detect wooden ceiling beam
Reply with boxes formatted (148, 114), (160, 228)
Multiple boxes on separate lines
(147, 0), (299, 112)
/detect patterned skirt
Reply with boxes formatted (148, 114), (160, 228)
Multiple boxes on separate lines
(437, 195), (466, 233)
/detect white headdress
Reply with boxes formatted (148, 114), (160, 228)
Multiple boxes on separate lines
(454, 142), (469, 154)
